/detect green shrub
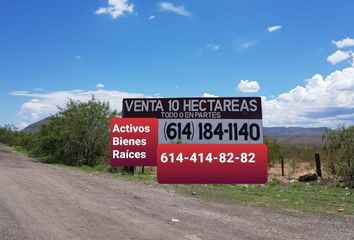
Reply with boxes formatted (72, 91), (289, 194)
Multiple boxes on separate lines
(264, 138), (284, 166)
(34, 96), (116, 167)
(323, 126), (354, 180)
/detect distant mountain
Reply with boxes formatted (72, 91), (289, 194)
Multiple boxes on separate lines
(22, 117), (51, 133)
(263, 127), (327, 145)
(263, 127), (327, 137)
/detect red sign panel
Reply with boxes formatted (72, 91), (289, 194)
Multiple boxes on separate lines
(110, 118), (158, 166)
(157, 144), (268, 184)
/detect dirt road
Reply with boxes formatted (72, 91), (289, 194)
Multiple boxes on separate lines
(0, 147), (353, 240)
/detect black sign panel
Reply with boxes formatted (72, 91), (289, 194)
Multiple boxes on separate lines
(122, 97), (262, 119)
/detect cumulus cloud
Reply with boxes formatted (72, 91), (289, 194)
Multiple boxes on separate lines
(327, 50), (351, 65)
(159, 2), (190, 16)
(203, 66), (354, 127)
(11, 67), (354, 129)
(237, 80), (261, 93)
(263, 67), (354, 127)
(95, 0), (134, 19)
(11, 89), (148, 129)
(332, 37), (354, 49)
(148, 15), (156, 20)
(96, 83), (105, 88)
(267, 25), (282, 33)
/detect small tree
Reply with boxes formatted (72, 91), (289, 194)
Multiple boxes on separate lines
(264, 138), (284, 167)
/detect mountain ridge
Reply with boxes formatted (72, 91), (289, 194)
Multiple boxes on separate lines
(263, 127), (327, 137)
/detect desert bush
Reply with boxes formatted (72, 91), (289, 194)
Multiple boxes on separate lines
(264, 138), (284, 166)
(0, 125), (35, 149)
(323, 126), (354, 180)
(34, 96), (116, 166)
(284, 145), (320, 163)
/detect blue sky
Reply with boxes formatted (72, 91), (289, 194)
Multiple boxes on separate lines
(1, 0), (354, 128)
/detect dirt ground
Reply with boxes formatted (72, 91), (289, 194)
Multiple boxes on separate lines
(0, 146), (353, 240)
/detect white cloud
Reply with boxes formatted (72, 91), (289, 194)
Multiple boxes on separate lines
(11, 89), (148, 129)
(240, 40), (256, 49)
(203, 67), (354, 127)
(237, 80), (261, 93)
(262, 67), (354, 127)
(159, 2), (190, 16)
(267, 25), (282, 33)
(202, 93), (218, 98)
(12, 68), (354, 129)
(96, 83), (105, 88)
(95, 0), (134, 19)
(19, 122), (28, 129)
(332, 37), (354, 49)
(327, 50), (351, 65)
(206, 43), (220, 50)
(148, 15), (155, 20)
